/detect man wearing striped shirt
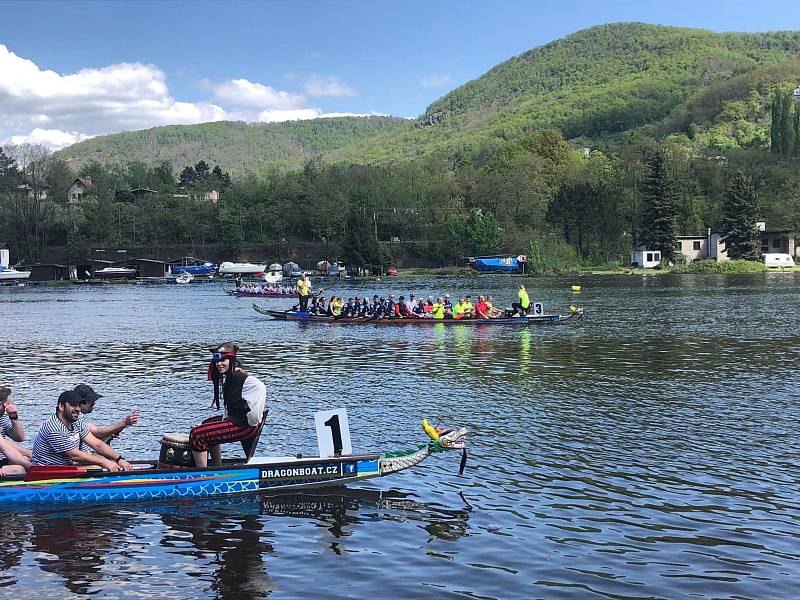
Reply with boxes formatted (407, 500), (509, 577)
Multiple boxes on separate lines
(0, 386), (31, 475)
(32, 390), (133, 471)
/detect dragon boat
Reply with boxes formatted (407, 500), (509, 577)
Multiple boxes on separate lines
(0, 421), (467, 504)
(225, 288), (296, 298)
(254, 304), (584, 325)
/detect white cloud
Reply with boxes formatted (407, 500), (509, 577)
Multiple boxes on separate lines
(0, 43), (226, 149)
(209, 78), (307, 109)
(10, 128), (92, 150)
(258, 108), (323, 122)
(420, 73), (453, 88)
(0, 43), (382, 150)
(304, 75), (356, 98)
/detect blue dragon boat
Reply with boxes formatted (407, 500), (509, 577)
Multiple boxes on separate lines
(0, 422), (466, 504)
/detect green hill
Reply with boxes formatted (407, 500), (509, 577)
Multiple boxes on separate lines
(57, 23), (800, 171)
(56, 116), (407, 176)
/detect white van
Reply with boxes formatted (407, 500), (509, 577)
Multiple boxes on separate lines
(762, 253), (796, 268)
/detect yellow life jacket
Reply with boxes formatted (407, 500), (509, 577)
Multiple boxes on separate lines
(518, 288), (530, 309)
(432, 303), (444, 319)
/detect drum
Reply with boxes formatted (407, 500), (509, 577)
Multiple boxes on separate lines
(158, 433), (196, 469)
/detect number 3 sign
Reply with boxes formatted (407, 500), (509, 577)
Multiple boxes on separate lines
(314, 408), (353, 457)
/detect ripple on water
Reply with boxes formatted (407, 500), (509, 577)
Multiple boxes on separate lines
(1, 274), (799, 598)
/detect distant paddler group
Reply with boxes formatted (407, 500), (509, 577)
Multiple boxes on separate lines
(299, 284), (534, 320)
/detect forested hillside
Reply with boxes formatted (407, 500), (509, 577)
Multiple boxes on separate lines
(56, 23), (800, 169)
(56, 117), (407, 176)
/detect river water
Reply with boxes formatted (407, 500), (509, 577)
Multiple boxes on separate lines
(1, 273), (798, 599)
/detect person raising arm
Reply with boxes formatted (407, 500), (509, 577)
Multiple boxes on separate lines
(74, 384), (139, 444)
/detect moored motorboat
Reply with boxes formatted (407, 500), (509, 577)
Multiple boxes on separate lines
(254, 304), (584, 325)
(262, 263), (283, 283)
(0, 266), (31, 280)
(0, 422), (467, 504)
(175, 272), (194, 284)
(219, 261), (267, 275)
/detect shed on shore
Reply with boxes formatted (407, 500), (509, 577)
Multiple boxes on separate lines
(131, 258), (169, 278)
(29, 264), (70, 281)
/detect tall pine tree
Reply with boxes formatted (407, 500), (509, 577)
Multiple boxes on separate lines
(720, 171), (760, 260)
(639, 150), (678, 261)
(770, 86), (782, 154)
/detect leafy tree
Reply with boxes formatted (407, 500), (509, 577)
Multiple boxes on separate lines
(638, 150), (678, 260)
(448, 208), (503, 255)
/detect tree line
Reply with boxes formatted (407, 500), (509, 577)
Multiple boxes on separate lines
(1, 124), (798, 271)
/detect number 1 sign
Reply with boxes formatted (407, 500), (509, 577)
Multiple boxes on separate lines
(314, 408), (353, 457)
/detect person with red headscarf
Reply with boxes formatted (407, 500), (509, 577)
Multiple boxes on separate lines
(189, 342), (267, 467)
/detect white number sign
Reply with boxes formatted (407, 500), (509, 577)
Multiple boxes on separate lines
(314, 407), (352, 458)
(531, 302), (544, 316)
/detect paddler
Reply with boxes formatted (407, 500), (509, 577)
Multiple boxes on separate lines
(31, 390), (132, 471)
(431, 297), (445, 319)
(74, 383), (139, 445)
(189, 343), (267, 468)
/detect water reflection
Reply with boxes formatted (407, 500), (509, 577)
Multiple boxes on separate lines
(0, 514), (29, 588)
(2, 275), (800, 598)
(29, 508), (136, 596)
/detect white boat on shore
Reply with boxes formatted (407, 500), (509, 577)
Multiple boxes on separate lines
(175, 272), (194, 284)
(261, 263), (283, 283)
(94, 267), (138, 279)
(219, 261), (267, 275)
(0, 266), (31, 281)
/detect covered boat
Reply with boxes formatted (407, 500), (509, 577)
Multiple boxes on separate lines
(169, 257), (217, 277)
(468, 255), (526, 273)
(219, 261), (267, 275)
(254, 305), (583, 325)
(0, 421), (466, 504)
(282, 262), (301, 277)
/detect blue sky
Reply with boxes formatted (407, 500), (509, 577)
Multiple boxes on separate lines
(1, 0), (799, 148)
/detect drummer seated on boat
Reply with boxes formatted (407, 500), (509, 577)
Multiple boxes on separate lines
(190, 343), (267, 468)
(31, 391), (133, 472)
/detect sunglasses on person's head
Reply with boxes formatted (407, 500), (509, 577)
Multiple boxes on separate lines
(213, 352), (236, 361)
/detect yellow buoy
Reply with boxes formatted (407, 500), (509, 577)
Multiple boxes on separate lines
(571, 285), (581, 293)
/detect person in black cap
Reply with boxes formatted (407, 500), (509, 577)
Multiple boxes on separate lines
(189, 342), (267, 467)
(31, 391), (132, 471)
(74, 384), (139, 444)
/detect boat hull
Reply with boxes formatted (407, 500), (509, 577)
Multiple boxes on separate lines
(219, 262), (267, 274)
(0, 454), (382, 504)
(225, 288), (295, 298)
(255, 306), (581, 325)
(170, 264), (216, 276)
(0, 269), (31, 280)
